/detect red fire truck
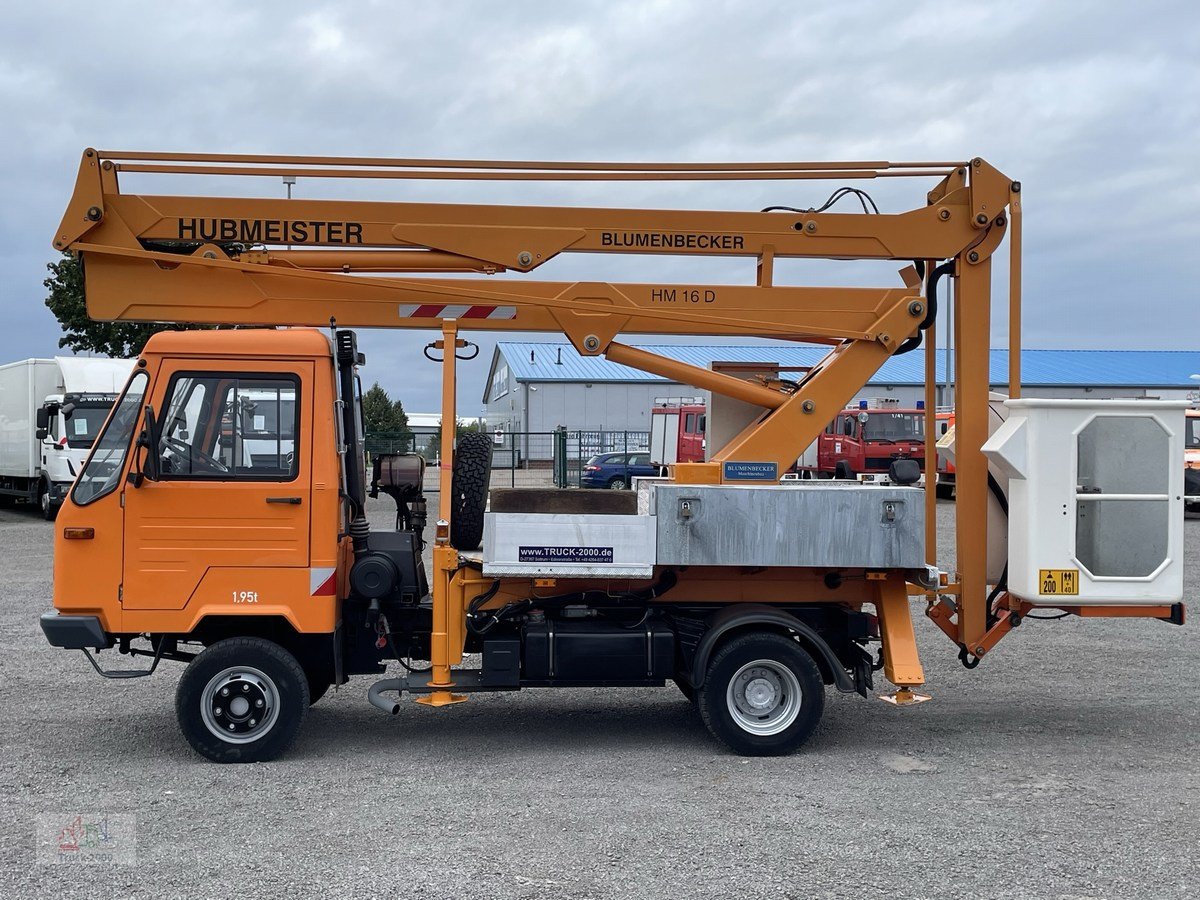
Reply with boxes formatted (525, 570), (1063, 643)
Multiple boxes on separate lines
(795, 400), (927, 481)
(648, 400), (706, 466)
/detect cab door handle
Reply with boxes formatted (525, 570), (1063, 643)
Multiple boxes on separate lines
(266, 496), (302, 505)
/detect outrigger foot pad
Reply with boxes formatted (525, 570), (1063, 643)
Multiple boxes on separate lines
(415, 691), (468, 707)
(878, 687), (932, 706)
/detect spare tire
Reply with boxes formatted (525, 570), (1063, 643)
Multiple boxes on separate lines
(450, 431), (493, 550)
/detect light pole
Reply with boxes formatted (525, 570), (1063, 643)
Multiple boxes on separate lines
(282, 175), (296, 250)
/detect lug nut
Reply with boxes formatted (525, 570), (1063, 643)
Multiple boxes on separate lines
(255, 698), (263, 708)
(249, 718), (257, 727)
(221, 688), (229, 697)
(242, 684), (250, 691)
(228, 723), (236, 731)
(214, 707), (222, 716)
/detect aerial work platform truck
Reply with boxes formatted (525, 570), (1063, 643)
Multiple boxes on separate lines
(40, 150), (1188, 761)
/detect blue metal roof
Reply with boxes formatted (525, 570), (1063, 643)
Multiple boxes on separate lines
(495, 342), (1200, 388)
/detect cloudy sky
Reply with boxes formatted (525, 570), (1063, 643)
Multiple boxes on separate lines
(2, 1), (1197, 413)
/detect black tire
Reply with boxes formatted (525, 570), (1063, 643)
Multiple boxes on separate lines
(834, 460), (854, 480)
(449, 431), (493, 551)
(39, 482), (58, 521)
(935, 482), (955, 500)
(608, 476), (628, 491)
(697, 632), (824, 756)
(176, 637), (309, 763)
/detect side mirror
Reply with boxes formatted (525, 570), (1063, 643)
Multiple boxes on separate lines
(35, 407), (50, 431)
(132, 404), (161, 486)
(35, 427), (48, 440)
(61, 401), (77, 417)
(843, 419), (855, 436)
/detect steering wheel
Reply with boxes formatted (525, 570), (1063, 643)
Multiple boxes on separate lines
(163, 436), (230, 475)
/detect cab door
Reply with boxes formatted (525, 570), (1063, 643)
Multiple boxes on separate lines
(121, 362), (312, 610)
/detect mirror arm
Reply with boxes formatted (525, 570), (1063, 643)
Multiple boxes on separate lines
(133, 404), (161, 485)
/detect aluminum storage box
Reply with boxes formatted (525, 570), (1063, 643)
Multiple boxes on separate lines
(652, 482), (925, 569)
(482, 513), (657, 577)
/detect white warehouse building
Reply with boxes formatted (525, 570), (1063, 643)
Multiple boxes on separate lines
(482, 342), (1200, 443)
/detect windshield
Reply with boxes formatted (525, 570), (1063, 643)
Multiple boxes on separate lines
(72, 372), (148, 505)
(63, 403), (114, 448)
(1188, 415), (1199, 449)
(862, 413), (924, 442)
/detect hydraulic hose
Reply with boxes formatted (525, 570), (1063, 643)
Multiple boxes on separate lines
(894, 260), (953, 356)
(349, 515), (370, 555)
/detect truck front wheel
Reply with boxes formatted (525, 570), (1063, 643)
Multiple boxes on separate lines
(39, 482), (58, 521)
(834, 461), (854, 480)
(176, 637), (309, 763)
(697, 633), (824, 756)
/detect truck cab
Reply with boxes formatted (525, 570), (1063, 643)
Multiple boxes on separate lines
(816, 403), (926, 480)
(649, 400), (706, 466)
(50, 330), (345, 654)
(0, 356), (132, 519)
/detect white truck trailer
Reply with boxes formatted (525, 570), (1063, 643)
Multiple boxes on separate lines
(0, 356), (134, 518)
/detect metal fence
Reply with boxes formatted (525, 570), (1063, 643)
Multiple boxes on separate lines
(364, 428), (650, 491)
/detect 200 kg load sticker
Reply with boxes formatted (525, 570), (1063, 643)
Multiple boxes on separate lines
(519, 546), (614, 564)
(1039, 569), (1079, 595)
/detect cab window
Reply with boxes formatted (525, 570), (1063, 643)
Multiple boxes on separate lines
(158, 373), (299, 480)
(72, 372), (149, 506)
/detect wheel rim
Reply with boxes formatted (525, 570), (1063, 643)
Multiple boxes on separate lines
(726, 659), (803, 736)
(200, 666), (280, 744)
(610, 479), (626, 490)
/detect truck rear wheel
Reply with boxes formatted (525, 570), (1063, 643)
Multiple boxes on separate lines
(449, 431), (493, 551)
(176, 637), (309, 763)
(697, 632), (824, 756)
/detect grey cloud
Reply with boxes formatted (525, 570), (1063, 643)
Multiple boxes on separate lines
(2, 0), (1196, 412)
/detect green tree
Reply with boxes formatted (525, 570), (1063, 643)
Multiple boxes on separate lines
(423, 419), (483, 458)
(362, 382), (413, 450)
(43, 253), (211, 357)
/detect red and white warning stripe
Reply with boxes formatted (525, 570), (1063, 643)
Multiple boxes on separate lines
(398, 304), (517, 320)
(310, 567), (336, 597)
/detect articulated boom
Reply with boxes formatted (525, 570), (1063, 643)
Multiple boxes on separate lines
(57, 149), (1024, 691)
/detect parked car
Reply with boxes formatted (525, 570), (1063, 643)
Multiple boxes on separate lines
(580, 451), (661, 490)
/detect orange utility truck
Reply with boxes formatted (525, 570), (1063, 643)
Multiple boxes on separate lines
(40, 151), (1189, 762)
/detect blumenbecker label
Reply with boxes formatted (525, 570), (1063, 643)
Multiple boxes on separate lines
(519, 546), (614, 564)
(722, 461), (779, 482)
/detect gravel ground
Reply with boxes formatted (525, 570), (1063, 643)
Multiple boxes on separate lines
(1, 498), (1197, 899)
